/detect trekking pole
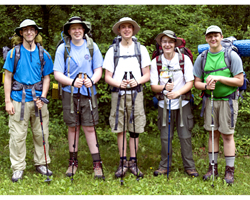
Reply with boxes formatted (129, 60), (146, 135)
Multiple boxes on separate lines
(121, 71), (127, 186)
(37, 96), (51, 183)
(84, 73), (105, 180)
(129, 71), (139, 181)
(211, 90), (215, 187)
(71, 72), (82, 183)
(167, 77), (172, 180)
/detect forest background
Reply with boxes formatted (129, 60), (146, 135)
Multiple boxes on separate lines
(0, 4), (250, 195)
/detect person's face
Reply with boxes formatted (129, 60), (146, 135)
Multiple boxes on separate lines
(68, 23), (85, 41)
(160, 35), (176, 54)
(20, 26), (38, 42)
(118, 23), (134, 40)
(205, 32), (223, 49)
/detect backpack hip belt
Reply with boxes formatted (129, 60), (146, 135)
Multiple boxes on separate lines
(12, 80), (43, 121)
(200, 91), (237, 128)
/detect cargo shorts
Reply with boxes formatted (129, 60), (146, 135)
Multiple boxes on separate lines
(62, 90), (99, 127)
(203, 98), (238, 135)
(109, 91), (146, 133)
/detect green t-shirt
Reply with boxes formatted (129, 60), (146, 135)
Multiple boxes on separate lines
(203, 51), (237, 99)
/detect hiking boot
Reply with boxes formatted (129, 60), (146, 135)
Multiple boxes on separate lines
(12, 171), (23, 182)
(93, 161), (104, 179)
(224, 166), (234, 184)
(36, 165), (53, 176)
(185, 169), (199, 177)
(66, 159), (78, 177)
(203, 163), (218, 180)
(128, 160), (144, 178)
(153, 168), (169, 176)
(115, 159), (128, 178)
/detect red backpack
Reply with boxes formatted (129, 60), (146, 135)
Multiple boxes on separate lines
(152, 37), (193, 100)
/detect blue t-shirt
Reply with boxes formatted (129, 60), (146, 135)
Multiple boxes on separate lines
(53, 39), (103, 96)
(3, 44), (54, 102)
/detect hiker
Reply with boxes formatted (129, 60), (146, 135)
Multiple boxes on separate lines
(193, 25), (244, 184)
(103, 17), (150, 178)
(3, 19), (53, 182)
(150, 30), (199, 177)
(53, 16), (104, 178)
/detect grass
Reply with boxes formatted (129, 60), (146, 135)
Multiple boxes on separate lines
(0, 125), (250, 195)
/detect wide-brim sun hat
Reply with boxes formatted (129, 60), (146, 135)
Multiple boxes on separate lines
(63, 16), (91, 37)
(155, 30), (183, 47)
(205, 25), (222, 35)
(15, 19), (42, 37)
(112, 17), (140, 36)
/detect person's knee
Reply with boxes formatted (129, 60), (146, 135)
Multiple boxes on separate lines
(221, 133), (234, 143)
(129, 132), (139, 138)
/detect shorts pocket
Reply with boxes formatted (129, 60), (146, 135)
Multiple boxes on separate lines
(187, 114), (194, 131)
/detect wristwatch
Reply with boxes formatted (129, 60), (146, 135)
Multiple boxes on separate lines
(205, 84), (207, 90)
(91, 79), (95, 85)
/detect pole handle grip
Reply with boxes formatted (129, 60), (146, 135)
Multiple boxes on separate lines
(79, 72), (83, 79)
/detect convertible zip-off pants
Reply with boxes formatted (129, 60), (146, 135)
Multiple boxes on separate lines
(8, 100), (51, 172)
(157, 103), (195, 170)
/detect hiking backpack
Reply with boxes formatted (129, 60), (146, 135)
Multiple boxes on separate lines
(199, 36), (249, 128)
(111, 36), (142, 76)
(53, 31), (94, 100)
(108, 36), (142, 92)
(153, 37), (193, 101)
(200, 36), (249, 94)
(2, 34), (46, 77)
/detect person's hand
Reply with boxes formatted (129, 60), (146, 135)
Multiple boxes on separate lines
(165, 82), (174, 92)
(73, 77), (84, 88)
(6, 101), (15, 115)
(83, 78), (92, 88)
(34, 98), (44, 110)
(127, 78), (138, 88)
(120, 79), (128, 89)
(167, 91), (181, 100)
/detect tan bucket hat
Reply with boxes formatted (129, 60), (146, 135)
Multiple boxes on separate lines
(155, 30), (182, 47)
(15, 19), (42, 37)
(112, 17), (140, 36)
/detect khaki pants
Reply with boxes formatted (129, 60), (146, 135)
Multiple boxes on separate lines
(9, 100), (50, 172)
(157, 103), (196, 170)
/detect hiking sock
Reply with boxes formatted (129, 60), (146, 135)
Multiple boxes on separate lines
(129, 157), (136, 161)
(209, 151), (218, 164)
(120, 156), (127, 161)
(225, 156), (235, 167)
(70, 151), (78, 160)
(91, 153), (101, 162)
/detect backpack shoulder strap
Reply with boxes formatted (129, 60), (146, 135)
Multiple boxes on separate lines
(64, 36), (71, 63)
(133, 39), (142, 75)
(113, 38), (120, 76)
(13, 44), (21, 75)
(156, 55), (162, 84)
(85, 34), (94, 59)
(36, 43), (45, 77)
(175, 47), (185, 74)
(224, 47), (232, 69)
(201, 50), (208, 74)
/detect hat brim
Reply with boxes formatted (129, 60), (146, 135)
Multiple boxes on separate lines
(155, 33), (182, 47)
(63, 21), (90, 37)
(112, 20), (140, 36)
(15, 26), (42, 37)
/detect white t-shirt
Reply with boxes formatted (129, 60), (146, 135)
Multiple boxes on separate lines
(103, 42), (151, 94)
(150, 52), (194, 110)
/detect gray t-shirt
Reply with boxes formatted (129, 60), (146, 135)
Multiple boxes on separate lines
(193, 47), (243, 79)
